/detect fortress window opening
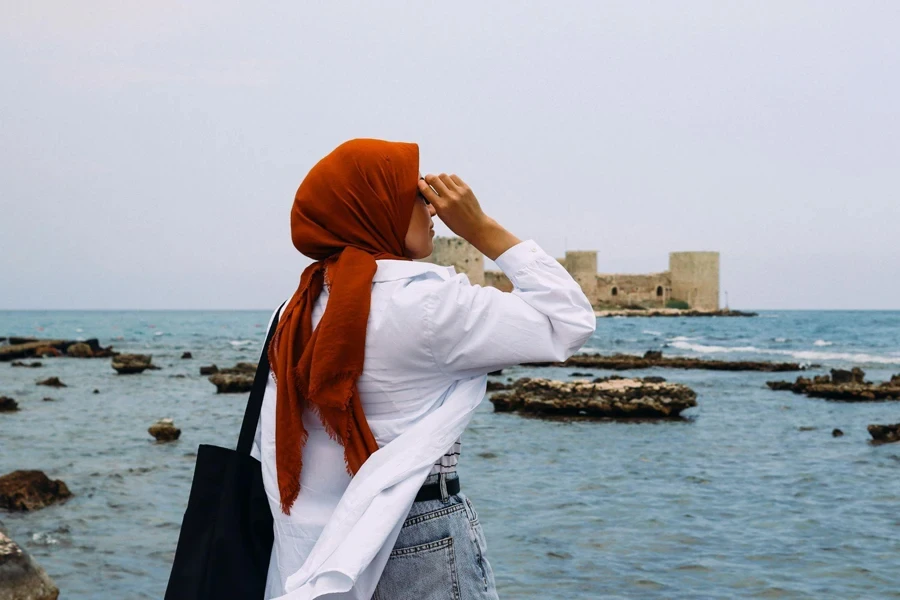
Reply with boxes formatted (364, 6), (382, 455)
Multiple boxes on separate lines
(611, 286), (618, 296)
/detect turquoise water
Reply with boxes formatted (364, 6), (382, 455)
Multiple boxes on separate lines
(2, 310), (899, 599)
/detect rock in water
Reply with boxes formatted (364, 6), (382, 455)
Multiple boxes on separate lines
(0, 527), (60, 600)
(10, 361), (42, 368)
(868, 423), (900, 444)
(148, 418), (181, 442)
(0, 397), (18, 412)
(111, 354), (153, 374)
(65, 342), (93, 358)
(766, 368), (900, 401)
(181, 352), (193, 359)
(208, 373), (254, 394)
(0, 471), (72, 512)
(490, 377), (697, 419)
(35, 377), (66, 388)
(199, 364), (218, 375)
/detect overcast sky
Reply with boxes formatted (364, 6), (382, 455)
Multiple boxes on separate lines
(1, 2), (897, 310)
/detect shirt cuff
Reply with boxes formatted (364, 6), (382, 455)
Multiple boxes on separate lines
(493, 239), (546, 275)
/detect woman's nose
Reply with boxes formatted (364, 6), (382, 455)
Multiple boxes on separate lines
(428, 204), (437, 216)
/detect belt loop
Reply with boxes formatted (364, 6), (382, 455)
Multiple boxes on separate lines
(439, 471), (449, 504)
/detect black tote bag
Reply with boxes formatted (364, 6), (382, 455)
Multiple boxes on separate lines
(164, 303), (284, 599)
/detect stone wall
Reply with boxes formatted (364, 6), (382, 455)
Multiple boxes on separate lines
(424, 237), (719, 310)
(416, 236), (484, 286)
(669, 251), (720, 310)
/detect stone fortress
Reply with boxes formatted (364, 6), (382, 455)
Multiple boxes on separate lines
(418, 236), (720, 311)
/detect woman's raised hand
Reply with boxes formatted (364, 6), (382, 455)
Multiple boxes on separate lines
(418, 174), (489, 243)
(418, 173), (522, 261)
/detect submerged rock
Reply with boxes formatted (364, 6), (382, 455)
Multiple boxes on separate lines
(10, 361), (42, 368)
(199, 364), (218, 375)
(181, 352), (193, 359)
(148, 418), (181, 442)
(526, 351), (808, 372)
(490, 377), (697, 420)
(766, 368), (900, 401)
(111, 354), (153, 374)
(486, 381), (511, 391)
(35, 377), (66, 388)
(0, 470), (72, 512)
(0, 527), (60, 600)
(0, 397), (19, 412)
(868, 423), (900, 444)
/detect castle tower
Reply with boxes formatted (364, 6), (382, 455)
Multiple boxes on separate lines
(417, 236), (484, 286)
(564, 250), (598, 300)
(669, 251), (719, 310)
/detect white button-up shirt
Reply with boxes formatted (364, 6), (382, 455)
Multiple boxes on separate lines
(251, 239), (596, 599)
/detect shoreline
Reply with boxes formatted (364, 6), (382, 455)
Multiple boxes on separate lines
(593, 308), (757, 318)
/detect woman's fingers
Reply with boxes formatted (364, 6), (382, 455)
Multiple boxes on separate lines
(449, 174), (465, 187)
(438, 173), (457, 193)
(425, 173), (452, 199)
(417, 178), (440, 204)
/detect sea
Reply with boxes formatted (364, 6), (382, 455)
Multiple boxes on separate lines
(1, 310), (899, 599)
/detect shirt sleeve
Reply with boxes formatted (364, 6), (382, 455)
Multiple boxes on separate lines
(423, 239), (597, 380)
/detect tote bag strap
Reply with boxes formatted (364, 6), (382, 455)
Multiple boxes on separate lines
(236, 301), (286, 456)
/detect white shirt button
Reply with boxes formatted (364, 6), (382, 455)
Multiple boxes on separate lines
(530, 247), (538, 252)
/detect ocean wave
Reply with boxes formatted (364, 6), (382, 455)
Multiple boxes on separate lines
(229, 340), (254, 347)
(668, 335), (698, 342)
(813, 339), (833, 346)
(642, 330), (662, 336)
(667, 340), (900, 365)
(773, 337), (788, 343)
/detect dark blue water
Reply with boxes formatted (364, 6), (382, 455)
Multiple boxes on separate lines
(2, 310), (899, 599)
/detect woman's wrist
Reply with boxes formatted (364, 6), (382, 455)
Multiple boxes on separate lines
(468, 217), (522, 262)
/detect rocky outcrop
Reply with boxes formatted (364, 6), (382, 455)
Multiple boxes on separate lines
(766, 369), (900, 401)
(525, 350), (808, 372)
(207, 363), (259, 393)
(0, 471), (72, 512)
(0, 527), (59, 600)
(489, 376), (697, 419)
(0, 338), (116, 362)
(10, 361), (42, 368)
(181, 352), (193, 359)
(148, 418), (181, 442)
(208, 373), (253, 394)
(868, 423), (900, 444)
(486, 381), (511, 391)
(199, 365), (218, 375)
(0, 397), (18, 412)
(35, 377), (66, 388)
(65, 342), (93, 358)
(111, 354), (153, 374)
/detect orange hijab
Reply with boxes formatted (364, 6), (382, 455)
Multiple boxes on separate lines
(267, 138), (420, 515)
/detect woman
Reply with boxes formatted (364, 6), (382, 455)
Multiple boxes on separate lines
(250, 139), (596, 599)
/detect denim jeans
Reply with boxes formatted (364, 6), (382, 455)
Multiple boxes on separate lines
(372, 473), (500, 600)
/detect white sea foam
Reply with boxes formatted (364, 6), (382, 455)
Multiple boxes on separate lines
(813, 339), (833, 346)
(667, 340), (900, 365)
(154, 331), (165, 336)
(668, 335), (698, 342)
(643, 330), (662, 336)
(774, 337), (788, 343)
(230, 340), (253, 347)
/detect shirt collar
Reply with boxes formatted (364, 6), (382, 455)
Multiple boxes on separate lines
(371, 259), (456, 282)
